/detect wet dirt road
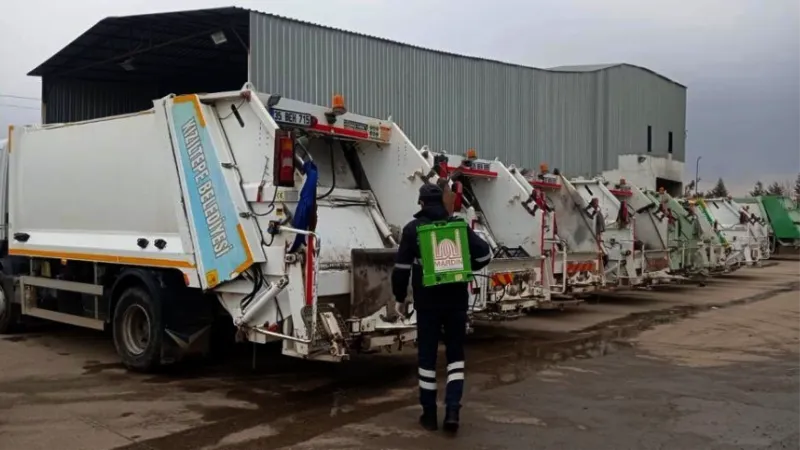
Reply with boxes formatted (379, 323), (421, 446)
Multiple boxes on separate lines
(0, 262), (797, 450)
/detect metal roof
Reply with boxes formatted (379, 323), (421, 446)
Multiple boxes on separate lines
(28, 7), (250, 82)
(548, 63), (622, 72)
(548, 63), (686, 88)
(29, 6), (685, 89)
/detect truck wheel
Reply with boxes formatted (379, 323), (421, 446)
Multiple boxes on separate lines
(0, 274), (19, 334)
(112, 286), (162, 372)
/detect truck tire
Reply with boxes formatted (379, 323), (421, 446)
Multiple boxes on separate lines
(112, 286), (163, 372)
(0, 274), (19, 334)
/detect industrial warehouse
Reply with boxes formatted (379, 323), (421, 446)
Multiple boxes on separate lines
(1, 5), (797, 449)
(30, 6), (685, 194)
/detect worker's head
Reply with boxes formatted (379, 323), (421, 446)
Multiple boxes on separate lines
(418, 183), (444, 207)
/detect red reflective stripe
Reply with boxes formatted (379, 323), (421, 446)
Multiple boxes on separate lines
(446, 165), (498, 178)
(311, 123), (370, 140)
(609, 189), (633, 197)
(305, 237), (315, 306)
(567, 261), (596, 274)
(491, 273), (514, 286)
(530, 180), (561, 189)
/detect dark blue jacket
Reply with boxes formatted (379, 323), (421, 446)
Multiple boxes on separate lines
(391, 203), (493, 311)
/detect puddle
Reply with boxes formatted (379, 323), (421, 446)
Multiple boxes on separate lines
(82, 362), (125, 375)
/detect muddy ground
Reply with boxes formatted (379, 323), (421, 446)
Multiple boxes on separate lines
(0, 262), (797, 450)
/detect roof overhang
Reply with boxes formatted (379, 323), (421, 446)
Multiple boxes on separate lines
(29, 7), (250, 83)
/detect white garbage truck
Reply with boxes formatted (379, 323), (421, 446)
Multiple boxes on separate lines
(429, 153), (584, 312)
(682, 198), (732, 272)
(735, 198), (773, 259)
(515, 168), (604, 296)
(700, 197), (763, 267)
(606, 180), (680, 285)
(737, 203), (772, 260)
(370, 147), (560, 320)
(567, 176), (643, 287)
(1, 85), (459, 370)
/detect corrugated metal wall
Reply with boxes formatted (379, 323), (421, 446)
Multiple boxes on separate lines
(249, 14), (554, 170)
(531, 72), (599, 175)
(604, 65), (687, 167)
(249, 13), (686, 176)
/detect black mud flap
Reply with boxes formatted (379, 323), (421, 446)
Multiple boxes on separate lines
(350, 248), (401, 318)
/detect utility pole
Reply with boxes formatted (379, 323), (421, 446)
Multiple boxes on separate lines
(694, 156), (702, 196)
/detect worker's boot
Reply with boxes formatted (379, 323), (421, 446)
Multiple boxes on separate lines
(443, 406), (460, 433)
(419, 407), (438, 431)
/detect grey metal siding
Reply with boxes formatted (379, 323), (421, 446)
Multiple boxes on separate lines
(250, 13), (605, 174)
(604, 65), (687, 166)
(532, 72), (598, 176)
(250, 13), (686, 176)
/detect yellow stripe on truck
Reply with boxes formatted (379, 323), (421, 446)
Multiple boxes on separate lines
(233, 224), (254, 276)
(173, 94), (207, 128)
(8, 248), (195, 269)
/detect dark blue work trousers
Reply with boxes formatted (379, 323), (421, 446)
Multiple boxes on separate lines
(416, 308), (468, 409)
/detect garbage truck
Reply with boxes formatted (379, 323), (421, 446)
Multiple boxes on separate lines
(1, 85), (458, 370)
(644, 190), (710, 277)
(699, 197), (762, 266)
(683, 198), (735, 272)
(516, 167), (604, 296)
(759, 195), (800, 251)
(430, 153), (586, 312)
(734, 197), (773, 258)
(606, 179), (678, 285)
(567, 176), (642, 287)
(738, 203), (771, 260)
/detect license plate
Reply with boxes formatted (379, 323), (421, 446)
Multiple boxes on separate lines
(471, 161), (492, 172)
(271, 109), (313, 127)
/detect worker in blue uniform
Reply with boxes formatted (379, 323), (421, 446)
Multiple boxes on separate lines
(391, 183), (493, 433)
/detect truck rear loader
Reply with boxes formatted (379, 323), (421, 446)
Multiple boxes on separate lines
(517, 169), (604, 296)
(700, 197), (762, 267)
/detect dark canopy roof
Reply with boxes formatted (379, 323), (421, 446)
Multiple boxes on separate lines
(28, 7), (250, 83)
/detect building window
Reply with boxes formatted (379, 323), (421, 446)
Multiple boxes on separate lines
(668, 131), (673, 154)
(647, 126), (652, 152)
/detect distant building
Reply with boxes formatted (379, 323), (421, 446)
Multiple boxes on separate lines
(29, 6), (686, 193)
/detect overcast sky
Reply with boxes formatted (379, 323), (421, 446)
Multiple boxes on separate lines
(0, 0), (797, 195)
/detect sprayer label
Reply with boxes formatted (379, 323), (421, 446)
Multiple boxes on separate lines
(171, 97), (251, 289)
